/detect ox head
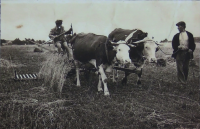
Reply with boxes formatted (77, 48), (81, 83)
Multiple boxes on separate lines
(131, 37), (160, 63)
(108, 40), (134, 66)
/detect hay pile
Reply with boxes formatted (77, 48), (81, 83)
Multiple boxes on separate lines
(38, 53), (73, 93)
(34, 47), (43, 52)
(0, 58), (11, 68)
(0, 58), (18, 68)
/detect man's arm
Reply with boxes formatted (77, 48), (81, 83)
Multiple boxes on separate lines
(189, 33), (196, 52)
(49, 28), (56, 40)
(172, 34), (178, 51)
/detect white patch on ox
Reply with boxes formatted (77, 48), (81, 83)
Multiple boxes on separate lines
(125, 29), (138, 42)
(112, 69), (118, 83)
(143, 41), (158, 63)
(114, 44), (131, 65)
(74, 60), (81, 86)
(98, 64), (109, 96)
(97, 75), (103, 92)
(105, 65), (113, 73)
(89, 59), (97, 68)
(88, 59), (109, 95)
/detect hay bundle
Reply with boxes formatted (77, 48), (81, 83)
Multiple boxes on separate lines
(38, 53), (73, 93)
(0, 59), (11, 68)
(34, 47), (43, 52)
(157, 58), (166, 67)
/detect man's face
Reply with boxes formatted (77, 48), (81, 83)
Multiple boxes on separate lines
(177, 25), (185, 32)
(56, 23), (62, 29)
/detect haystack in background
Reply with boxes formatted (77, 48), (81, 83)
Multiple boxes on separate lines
(38, 53), (73, 93)
(34, 47), (43, 52)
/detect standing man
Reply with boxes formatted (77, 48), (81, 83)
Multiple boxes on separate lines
(172, 21), (196, 84)
(49, 20), (74, 60)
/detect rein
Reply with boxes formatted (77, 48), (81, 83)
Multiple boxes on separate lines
(156, 43), (179, 55)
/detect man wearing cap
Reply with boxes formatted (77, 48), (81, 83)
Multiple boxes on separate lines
(49, 20), (73, 60)
(172, 21), (196, 84)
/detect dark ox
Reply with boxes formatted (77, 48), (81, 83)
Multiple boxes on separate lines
(70, 33), (133, 95)
(108, 28), (160, 84)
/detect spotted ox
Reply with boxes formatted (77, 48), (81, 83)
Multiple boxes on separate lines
(108, 28), (160, 85)
(70, 33), (133, 95)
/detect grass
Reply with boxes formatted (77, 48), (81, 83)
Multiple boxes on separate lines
(0, 43), (200, 129)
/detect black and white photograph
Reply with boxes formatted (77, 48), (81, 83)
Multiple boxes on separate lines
(0, 0), (200, 128)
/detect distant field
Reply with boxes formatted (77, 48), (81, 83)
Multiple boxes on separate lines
(0, 44), (199, 129)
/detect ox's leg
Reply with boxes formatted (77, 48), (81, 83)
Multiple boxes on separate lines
(98, 64), (109, 96)
(136, 68), (143, 85)
(74, 60), (80, 86)
(88, 59), (104, 93)
(112, 69), (118, 83)
(115, 70), (119, 78)
(122, 72), (130, 85)
(112, 69), (116, 83)
(97, 74), (103, 92)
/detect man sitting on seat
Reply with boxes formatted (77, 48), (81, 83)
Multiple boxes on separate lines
(49, 20), (74, 60)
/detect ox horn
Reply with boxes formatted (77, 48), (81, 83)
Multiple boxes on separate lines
(110, 40), (127, 45)
(131, 37), (153, 44)
(128, 44), (136, 47)
(125, 29), (138, 42)
(131, 39), (146, 44)
(154, 41), (162, 45)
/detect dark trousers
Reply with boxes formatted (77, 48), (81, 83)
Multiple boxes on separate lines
(175, 50), (190, 83)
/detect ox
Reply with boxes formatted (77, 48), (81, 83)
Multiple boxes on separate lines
(70, 33), (133, 95)
(108, 28), (160, 85)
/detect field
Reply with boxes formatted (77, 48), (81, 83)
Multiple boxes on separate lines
(0, 43), (200, 129)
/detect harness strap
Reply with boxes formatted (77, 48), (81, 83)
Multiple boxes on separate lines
(157, 45), (179, 55)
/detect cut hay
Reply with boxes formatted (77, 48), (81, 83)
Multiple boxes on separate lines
(34, 47), (43, 52)
(0, 58), (12, 68)
(0, 58), (25, 68)
(38, 53), (73, 93)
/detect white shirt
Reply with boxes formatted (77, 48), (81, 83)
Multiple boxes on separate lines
(179, 31), (189, 49)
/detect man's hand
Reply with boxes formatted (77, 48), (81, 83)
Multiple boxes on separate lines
(188, 49), (193, 53)
(50, 35), (57, 40)
(65, 28), (72, 34)
(178, 45), (188, 50)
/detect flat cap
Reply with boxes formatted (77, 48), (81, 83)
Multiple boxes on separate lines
(55, 20), (63, 24)
(176, 21), (186, 27)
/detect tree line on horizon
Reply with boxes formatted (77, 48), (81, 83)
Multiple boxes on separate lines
(1, 37), (200, 46)
(0, 38), (46, 45)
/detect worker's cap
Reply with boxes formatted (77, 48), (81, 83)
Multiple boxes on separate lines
(55, 20), (63, 25)
(176, 21), (186, 28)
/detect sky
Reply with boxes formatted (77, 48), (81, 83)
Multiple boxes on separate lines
(1, 0), (200, 42)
